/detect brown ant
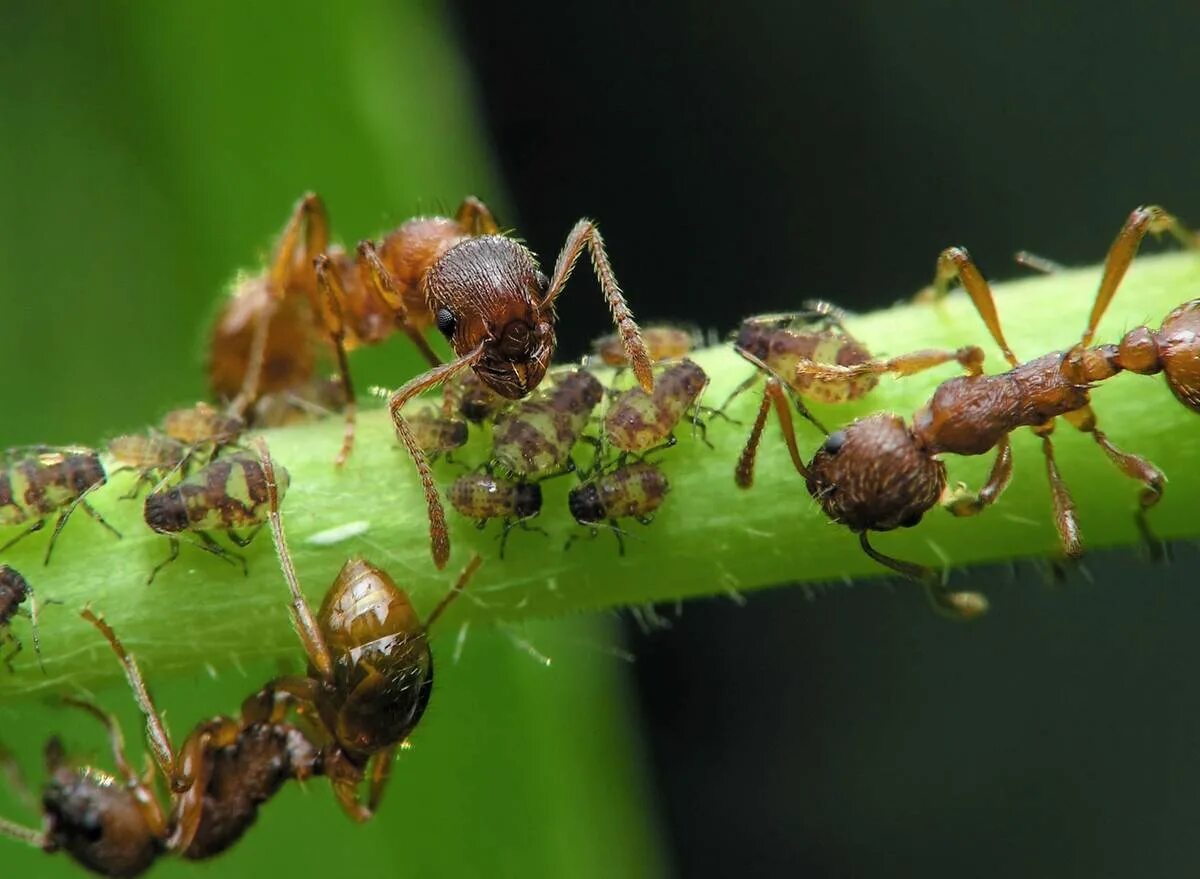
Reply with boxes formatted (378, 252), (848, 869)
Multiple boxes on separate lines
(0, 446), (121, 564)
(727, 304), (981, 488)
(448, 473), (543, 557)
(255, 438), (481, 822)
(772, 206), (1195, 613)
(0, 566), (43, 672)
(142, 451), (289, 583)
(567, 461), (670, 554)
(0, 609), (323, 876)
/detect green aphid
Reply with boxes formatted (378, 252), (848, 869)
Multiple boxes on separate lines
(490, 370), (603, 478)
(143, 452), (289, 583)
(0, 446), (120, 564)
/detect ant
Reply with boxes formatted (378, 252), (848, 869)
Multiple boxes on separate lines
(0, 446), (121, 564)
(490, 370), (605, 480)
(0, 608), (322, 876)
(0, 566), (43, 672)
(448, 473), (543, 558)
(143, 451), (289, 583)
(777, 206), (1195, 613)
(603, 358), (710, 454)
(567, 461), (670, 554)
(727, 304), (980, 488)
(255, 438), (481, 822)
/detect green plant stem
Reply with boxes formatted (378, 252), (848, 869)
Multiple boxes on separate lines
(3, 251), (1198, 697)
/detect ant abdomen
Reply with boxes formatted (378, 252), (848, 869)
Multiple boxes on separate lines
(1153, 299), (1200, 411)
(806, 413), (946, 533)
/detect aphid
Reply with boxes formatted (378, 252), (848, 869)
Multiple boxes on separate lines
(0, 566), (41, 671)
(142, 451), (288, 583)
(730, 304), (981, 488)
(604, 358), (709, 453)
(256, 438), (481, 822)
(106, 433), (188, 497)
(490, 370), (604, 479)
(0, 609), (323, 876)
(376, 205), (654, 568)
(0, 447), (120, 564)
(567, 462), (670, 553)
(248, 376), (347, 428)
(161, 401), (245, 450)
(786, 206), (1195, 613)
(443, 370), (508, 424)
(593, 323), (697, 367)
(448, 473), (543, 557)
(405, 407), (468, 460)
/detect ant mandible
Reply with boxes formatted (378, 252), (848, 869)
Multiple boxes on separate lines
(790, 206), (1196, 609)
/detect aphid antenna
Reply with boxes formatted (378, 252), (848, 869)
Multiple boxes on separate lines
(424, 554), (483, 632)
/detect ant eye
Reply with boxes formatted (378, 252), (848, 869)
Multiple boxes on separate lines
(435, 307), (457, 338)
(823, 431), (847, 455)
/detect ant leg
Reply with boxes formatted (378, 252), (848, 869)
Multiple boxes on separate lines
(79, 609), (181, 791)
(718, 371), (760, 414)
(1014, 250), (1064, 274)
(254, 437), (335, 682)
(542, 219), (654, 392)
(1036, 429), (1083, 559)
(366, 745), (398, 814)
(455, 196), (500, 235)
(933, 247), (1020, 367)
(943, 435), (1014, 516)
(388, 348), (486, 569)
(357, 241), (443, 368)
(1063, 406), (1165, 554)
(168, 717), (244, 853)
(858, 533), (987, 621)
(1081, 205), (1195, 347)
(425, 555), (483, 631)
(314, 255), (361, 467)
(735, 377), (812, 489)
(231, 193), (329, 416)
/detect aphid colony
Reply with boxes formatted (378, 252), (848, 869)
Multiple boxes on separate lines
(0, 195), (1196, 871)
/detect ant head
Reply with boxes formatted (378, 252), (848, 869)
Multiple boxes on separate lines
(1158, 299), (1200, 412)
(425, 237), (555, 399)
(805, 413), (946, 532)
(514, 482), (543, 519)
(567, 482), (605, 525)
(43, 765), (162, 876)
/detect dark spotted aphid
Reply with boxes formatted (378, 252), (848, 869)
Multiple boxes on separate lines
(604, 359), (709, 453)
(0, 447), (120, 564)
(729, 304), (980, 488)
(161, 402), (244, 450)
(593, 323), (697, 368)
(0, 609), (323, 876)
(256, 438), (480, 822)
(490, 370), (604, 479)
(443, 370), (508, 424)
(788, 206), (1196, 616)
(142, 452), (289, 583)
(0, 566), (40, 672)
(107, 433), (188, 497)
(568, 462), (670, 554)
(405, 407), (468, 460)
(448, 473), (543, 557)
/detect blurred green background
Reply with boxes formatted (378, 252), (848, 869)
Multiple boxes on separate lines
(0, 3), (665, 877)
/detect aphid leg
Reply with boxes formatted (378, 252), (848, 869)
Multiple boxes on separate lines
(314, 254), (361, 466)
(608, 520), (627, 555)
(944, 435), (1014, 516)
(195, 531), (248, 575)
(1063, 406), (1166, 556)
(1, 634), (21, 673)
(791, 345), (986, 390)
(736, 347), (827, 433)
(543, 219), (654, 392)
(0, 520), (45, 558)
(366, 745), (398, 814)
(388, 348), (486, 569)
(44, 490), (122, 565)
(254, 437), (335, 682)
(718, 371), (761, 415)
(933, 247), (1020, 367)
(146, 537), (180, 584)
(858, 533), (987, 621)
(0, 815), (45, 850)
(79, 609), (182, 794)
(799, 299), (865, 345)
(356, 241), (442, 368)
(425, 554), (483, 631)
(231, 193), (329, 417)
(1081, 205), (1195, 347)
(224, 524), (264, 548)
(1035, 428), (1083, 559)
(735, 377), (813, 489)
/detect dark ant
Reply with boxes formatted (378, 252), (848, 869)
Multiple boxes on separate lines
(567, 461), (670, 554)
(0, 446), (121, 564)
(727, 304), (980, 488)
(143, 451), (289, 583)
(0, 566), (43, 672)
(604, 358), (710, 454)
(255, 438), (481, 822)
(448, 473), (543, 558)
(773, 206), (1195, 614)
(0, 608), (322, 876)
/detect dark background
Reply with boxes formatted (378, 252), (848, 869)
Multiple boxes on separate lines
(454, 3), (1200, 876)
